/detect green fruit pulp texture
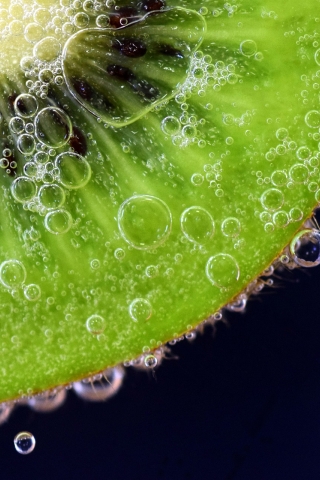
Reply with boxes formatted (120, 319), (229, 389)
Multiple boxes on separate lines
(0, 0), (319, 401)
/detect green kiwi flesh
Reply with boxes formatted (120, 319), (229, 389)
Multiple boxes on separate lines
(0, 0), (319, 402)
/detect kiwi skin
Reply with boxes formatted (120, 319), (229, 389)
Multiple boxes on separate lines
(0, 0), (318, 409)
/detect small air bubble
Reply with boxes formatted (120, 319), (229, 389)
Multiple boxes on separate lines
(14, 432), (36, 455)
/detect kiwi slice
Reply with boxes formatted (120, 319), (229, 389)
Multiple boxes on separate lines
(0, 0), (319, 405)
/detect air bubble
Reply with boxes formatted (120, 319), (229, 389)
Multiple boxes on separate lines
(11, 177), (36, 203)
(0, 260), (26, 289)
(144, 354), (158, 368)
(315, 48), (320, 66)
(273, 211), (289, 228)
(161, 116), (180, 136)
(34, 37), (61, 62)
(44, 209), (73, 235)
(290, 229), (320, 267)
(260, 188), (284, 211)
(289, 207), (303, 222)
(28, 389), (66, 412)
(25, 23), (44, 43)
(9, 117), (25, 134)
(74, 12), (90, 28)
(90, 259), (100, 269)
(114, 248), (125, 260)
(86, 314), (106, 335)
(296, 146), (311, 161)
(221, 217), (241, 237)
(55, 152), (91, 189)
(73, 367), (124, 401)
(191, 173), (204, 186)
(289, 164), (309, 184)
(129, 298), (152, 322)
(24, 284), (41, 301)
(35, 107), (72, 148)
(14, 94), (38, 118)
(17, 134), (36, 155)
(145, 265), (158, 278)
(118, 195), (172, 250)
(206, 254), (240, 288)
(180, 206), (215, 245)
(38, 184), (65, 209)
(240, 39), (257, 57)
(271, 170), (287, 186)
(14, 432), (36, 455)
(305, 110), (320, 128)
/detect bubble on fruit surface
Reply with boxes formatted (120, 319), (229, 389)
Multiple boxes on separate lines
(86, 314), (106, 335)
(55, 152), (91, 189)
(180, 206), (214, 244)
(221, 217), (241, 237)
(44, 209), (73, 235)
(161, 116), (181, 136)
(118, 195), (172, 250)
(144, 354), (158, 368)
(17, 134), (36, 155)
(289, 207), (303, 222)
(296, 146), (311, 161)
(315, 48), (320, 66)
(205, 254), (240, 288)
(271, 170), (287, 186)
(145, 265), (158, 278)
(290, 229), (320, 267)
(23, 284), (41, 302)
(9, 117), (25, 134)
(129, 298), (152, 322)
(273, 211), (289, 228)
(260, 188), (284, 211)
(90, 259), (100, 270)
(289, 164), (309, 184)
(114, 248), (125, 260)
(35, 107), (72, 148)
(34, 37), (61, 61)
(14, 432), (36, 455)
(0, 260), (26, 289)
(191, 173), (204, 186)
(73, 367), (125, 401)
(11, 177), (36, 203)
(28, 389), (66, 412)
(240, 40), (257, 57)
(14, 94), (38, 118)
(305, 110), (320, 128)
(38, 184), (65, 209)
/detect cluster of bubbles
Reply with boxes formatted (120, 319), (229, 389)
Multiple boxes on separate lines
(6, 93), (91, 235)
(191, 155), (226, 198)
(258, 122), (320, 232)
(0, 258), (41, 302)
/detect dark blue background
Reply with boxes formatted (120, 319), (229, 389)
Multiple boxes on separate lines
(1, 264), (320, 480)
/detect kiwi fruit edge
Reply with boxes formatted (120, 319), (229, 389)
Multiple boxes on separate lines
(0, 0), (319, 407)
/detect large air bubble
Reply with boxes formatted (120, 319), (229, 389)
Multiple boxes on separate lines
(118, 195), (172, 250)
(62, 8), (205, 126)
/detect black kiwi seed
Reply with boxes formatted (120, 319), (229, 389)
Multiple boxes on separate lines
(107, 64), (135, 82)
(109, 6), (138, 29)
(8, 94), (18, 114)
(158, 44), (184, 59)
(113, 38), (147, 58)
(72, 78), (94, 101)
(140, 0), (166, 13)
(69, 126), (87, 156)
